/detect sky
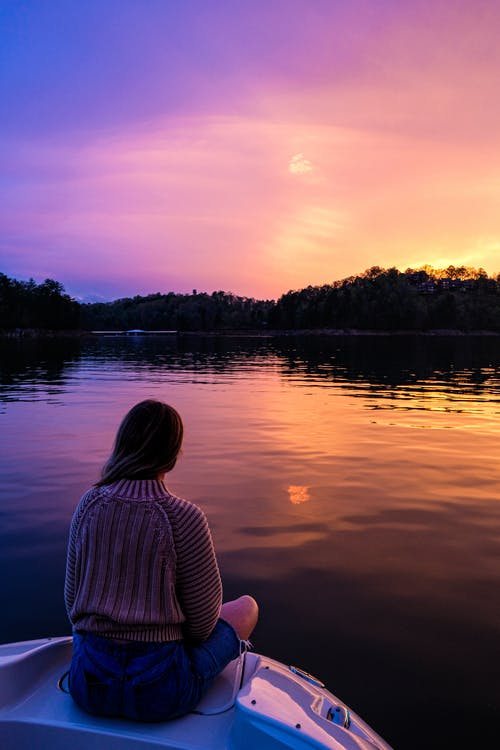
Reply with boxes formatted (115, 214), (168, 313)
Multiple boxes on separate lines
(1, 0), (500, 301)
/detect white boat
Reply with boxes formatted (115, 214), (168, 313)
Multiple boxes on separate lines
(0, 636), (393, 750)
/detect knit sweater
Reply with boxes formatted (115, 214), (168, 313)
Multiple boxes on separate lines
(64, 479), (223, 643)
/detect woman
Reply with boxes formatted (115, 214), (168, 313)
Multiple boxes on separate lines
(64, 399), (258, 721)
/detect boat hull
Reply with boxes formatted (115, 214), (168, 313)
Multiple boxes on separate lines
(0, 637), (393, 750)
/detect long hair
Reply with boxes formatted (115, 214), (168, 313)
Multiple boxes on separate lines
(96, 400), (183, 486)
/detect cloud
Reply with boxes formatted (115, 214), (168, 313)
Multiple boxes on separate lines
(288, 153), (313, 175)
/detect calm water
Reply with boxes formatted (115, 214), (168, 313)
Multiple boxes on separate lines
(1, 334), (499, 749)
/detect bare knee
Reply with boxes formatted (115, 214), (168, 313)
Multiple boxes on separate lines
(220, 594), (259, 641)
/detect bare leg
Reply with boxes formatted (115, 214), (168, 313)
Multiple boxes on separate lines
(220, 595), (259, 641)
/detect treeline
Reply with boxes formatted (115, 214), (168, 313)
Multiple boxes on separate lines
(81, 265), (500, 332)
(2, 265), (500, 333)
(271, 266), (500, 331)
(0, 273), (80, 331)
(82, 290), (274, 332)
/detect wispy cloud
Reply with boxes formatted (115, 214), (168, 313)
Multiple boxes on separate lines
(288, 153), (313, 175)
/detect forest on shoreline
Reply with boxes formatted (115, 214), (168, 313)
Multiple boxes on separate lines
(2, 265), (500, 334)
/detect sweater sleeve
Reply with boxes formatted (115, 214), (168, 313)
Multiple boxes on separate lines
(64, 487), (99, 620)
(166, 497), (222, 643)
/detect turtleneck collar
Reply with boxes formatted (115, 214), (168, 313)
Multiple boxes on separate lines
(100, 478), (170, 500)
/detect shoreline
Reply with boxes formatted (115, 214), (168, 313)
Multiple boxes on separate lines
(177, 327), (500, 338)
(2, 327), (500, 339)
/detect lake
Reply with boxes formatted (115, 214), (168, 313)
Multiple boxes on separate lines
(0, 333), (499, 749)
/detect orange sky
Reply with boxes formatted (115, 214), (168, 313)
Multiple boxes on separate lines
(1, 1), (499, 300)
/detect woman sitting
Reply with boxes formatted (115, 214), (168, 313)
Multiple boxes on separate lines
(64, 399), (258, 721)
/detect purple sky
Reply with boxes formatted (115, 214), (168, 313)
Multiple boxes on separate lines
(1, 1), (499, 300)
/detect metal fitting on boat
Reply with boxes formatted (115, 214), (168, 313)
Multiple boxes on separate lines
(327, 705), (351, 728)
(289, 665), (325, 688)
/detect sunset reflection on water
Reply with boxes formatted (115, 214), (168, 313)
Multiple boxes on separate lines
(1, 334), (500, 750)
(287, 485), (311, 504)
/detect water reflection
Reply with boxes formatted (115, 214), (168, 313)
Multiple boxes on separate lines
(2, 334), (500, 412)
(287, 485), (311, 504)
(0, 338), (82, 407)
(1, 334), (500, 750)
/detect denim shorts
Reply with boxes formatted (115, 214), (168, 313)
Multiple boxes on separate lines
(69, 619), (240, 721)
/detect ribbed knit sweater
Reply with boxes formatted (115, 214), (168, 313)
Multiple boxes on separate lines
(64, 479), (223, 643)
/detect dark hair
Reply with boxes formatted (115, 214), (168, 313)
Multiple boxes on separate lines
(96, 400), (183, 486)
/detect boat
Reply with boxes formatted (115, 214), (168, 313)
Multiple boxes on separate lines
(0, 636), (393, 749)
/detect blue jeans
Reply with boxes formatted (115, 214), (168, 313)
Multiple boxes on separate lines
(69, 619), (240, 721)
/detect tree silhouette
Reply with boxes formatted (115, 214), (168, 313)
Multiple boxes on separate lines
(1, 266), (499, 333)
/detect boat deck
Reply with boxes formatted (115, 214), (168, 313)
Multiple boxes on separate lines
(0, 637), (392, 750)
(0, 638), (238, 750)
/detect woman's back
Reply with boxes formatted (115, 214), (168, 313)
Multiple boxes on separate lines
(64, 400), (257, 721)
(65, 478), (222, 643)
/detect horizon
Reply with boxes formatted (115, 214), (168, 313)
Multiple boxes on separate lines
(5, 262), (499, 305)
(1, 1), (500, 300)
